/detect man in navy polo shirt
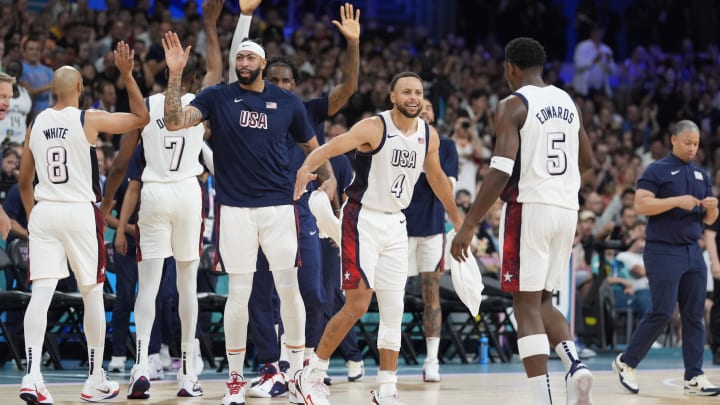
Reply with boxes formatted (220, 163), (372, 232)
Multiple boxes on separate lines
(612, 120), (720, 396)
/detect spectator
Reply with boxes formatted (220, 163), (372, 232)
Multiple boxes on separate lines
(19, 36), (53, 118)
(573, 25), (617, 97)
(0, 60), (32, 144)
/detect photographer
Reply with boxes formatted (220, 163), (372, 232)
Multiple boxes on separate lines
(450, 116), (484, 198)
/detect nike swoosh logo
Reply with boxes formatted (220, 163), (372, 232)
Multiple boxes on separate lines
(309, 231), (317, 235)
(387, 133), (399, 138)
(671, 170), (680, 175)
(97, 386), (111, 394)
(290, 349), (304, 354)
(234, 98), (244, 103)
(400, 219), (406, 224)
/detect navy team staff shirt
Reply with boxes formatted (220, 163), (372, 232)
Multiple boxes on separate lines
(191, 81), (315, 207)
(637, 153), (712, 245)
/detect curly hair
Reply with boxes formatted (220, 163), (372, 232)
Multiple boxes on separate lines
(505, 37), (546, 70)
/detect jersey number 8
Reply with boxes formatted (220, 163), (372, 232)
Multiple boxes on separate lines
(46, 146), (69, 184)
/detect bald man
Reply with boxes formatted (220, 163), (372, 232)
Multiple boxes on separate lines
(17, 42), (149, 404)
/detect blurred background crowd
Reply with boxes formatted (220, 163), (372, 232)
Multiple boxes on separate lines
(1, 0), (720, 353)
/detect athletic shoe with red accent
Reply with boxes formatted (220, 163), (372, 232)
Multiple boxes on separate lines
(127, 365), (151, 399)
(19, 374), (54, 404)
(295, 367), (330, 405)
(80, 370), (120, 402)
(222, 372), (248, 405)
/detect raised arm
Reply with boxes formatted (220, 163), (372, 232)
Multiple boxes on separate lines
(85, 42), (150, 139)
(229, 0), (261, 83)
(201, 0), (224, 88)
(424, 126), (462, 230)
(327, 2), (360, 116)
(294, 117), (381, 200)
(162, 32), (204, 130)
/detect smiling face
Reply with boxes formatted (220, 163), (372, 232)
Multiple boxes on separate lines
(390, 76), (423, 119)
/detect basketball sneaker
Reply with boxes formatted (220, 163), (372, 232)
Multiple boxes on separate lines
(287, 376), (305, 404)
(222, 372), (248, 405)
(565, 360), (593, 404)
(295, 367), (330, 405)
(248, 364), (287, 398)
(611, 353), (638, 394)
(422, 359), (440, 382)
(127, 364), (151, 399)
(80, 370), (120, 402)
(371, 390), (406, 405)
(684, 374), (720, 396)
(148, 354), (164, 380)
(19, 374), (54, 405)
(177, 373), (203, 397)
(347, 359), (365, 382)
(107, 356), (125, 373)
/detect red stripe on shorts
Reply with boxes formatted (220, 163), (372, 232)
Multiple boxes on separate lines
(341, 200), (363, 290)
(501, 201), (522, 292)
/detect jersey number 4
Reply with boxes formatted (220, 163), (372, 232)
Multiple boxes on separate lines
(391, 174), (406, 198)
(164, 136), (185, 171)
(546, 131), (567, 175)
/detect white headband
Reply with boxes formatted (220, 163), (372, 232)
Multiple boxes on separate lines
(235, 41), (265, 59)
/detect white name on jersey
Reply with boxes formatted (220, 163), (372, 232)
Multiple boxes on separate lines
(42, 127), (69, 140)
(535, 105), (575, 125)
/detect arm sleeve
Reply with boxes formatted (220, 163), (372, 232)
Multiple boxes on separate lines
(228, 14), (253, 83)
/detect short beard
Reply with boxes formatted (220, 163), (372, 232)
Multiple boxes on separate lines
(396, 103), (421, 119)
(236, 67), (262, 85)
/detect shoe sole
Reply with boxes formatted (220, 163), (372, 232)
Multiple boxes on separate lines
(571, 372), (594, 405)
(347, 374), (363, 382)
(684, 388), (720, 396)
(611, 358), (639, 394)
(19, 392), (47, 405)
(127, 376), (151, 399)
(81, 388), (120, 402)
(177, 389), (203, 397)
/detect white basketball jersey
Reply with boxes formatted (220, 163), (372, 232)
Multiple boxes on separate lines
(345, 110), (428, 212)
(513, 85), (581, 210)
(140, 93), (204, 183)
(29, 107), (98, 203)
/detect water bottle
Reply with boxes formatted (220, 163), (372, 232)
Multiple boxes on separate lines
(478, 334), (489, 364)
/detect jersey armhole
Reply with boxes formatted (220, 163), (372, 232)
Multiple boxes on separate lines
(511, 92), (529, 109)
(363, 113), (386, 156)
(423, 121), (430, 156)
(80, 110), (85, 127)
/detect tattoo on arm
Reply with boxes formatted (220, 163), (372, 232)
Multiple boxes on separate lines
(184, 109), (203, 127)
(165, 74), (183, 127)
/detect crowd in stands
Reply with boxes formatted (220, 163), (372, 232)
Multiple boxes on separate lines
(2, 0), (720, 358)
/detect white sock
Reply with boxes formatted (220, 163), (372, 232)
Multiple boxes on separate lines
(88, 346), (104, 378)
(555, 340), (580, 372)
(25, 345), (42, 378)
(309, 352), (329, 372)
(425, 337), (440, 362)
(377, 369), (398, 397)
(180, 341), (194, 377)
(279, 332), (289, 362)
(528, 374), (552, 405)
(136, 336), (150, 367)
(227, 349), (246, 377)
(304, 347), (314, 363)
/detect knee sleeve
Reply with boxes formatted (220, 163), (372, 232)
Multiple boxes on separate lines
(79, 283), (105, 348)
(375, 290), (404, 351)
(518, 334), (550, 360)
(224, 273), (253, 350)
(273, 269), (306, 347)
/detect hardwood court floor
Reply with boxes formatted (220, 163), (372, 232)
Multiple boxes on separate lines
(1, 350), (719, 404)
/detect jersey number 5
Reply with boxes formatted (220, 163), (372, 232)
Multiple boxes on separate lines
(46, 146), (68, 184)
(546, 131), (567, 175)
(164, 136), (185, 171)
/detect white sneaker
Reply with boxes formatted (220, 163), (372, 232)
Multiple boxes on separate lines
(248, 364), (288, 398)
(127, 364), (151, 399)
(222, 372), (248, 405)
(194, 338), (205, 376)
(19, 374), (54, 404)
(108, 356), (126, 372)
(176, 373), (203, 397)
(159, 344), (171, 370)
(295, 367), (330, 405)
(611, 353), (638, 394)
(423, 359), (440, 382)
(148, 354), (164, 380)
(287, 376), (304, 404)
(347, 359), (364, 382)
(566, 361), (593, 405)
(684, 374), (720, 396)
(371, 390), (406, 404)
(80, 370), (120, 402)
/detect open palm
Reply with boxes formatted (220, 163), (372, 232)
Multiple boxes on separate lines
(161, 31), (192, 74)
(332, 2), (360, 41)
(240, 0), (261, 14)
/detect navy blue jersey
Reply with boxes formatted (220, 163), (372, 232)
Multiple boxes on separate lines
(331, 154), (353, 197)
(638, 153), (712, 245)
(3, 183), (26, 246)
(127, 144), (145, 182)
(191, 82), (315, 207)
(404, 136), (459, 236)
(304, 97), (329, 145)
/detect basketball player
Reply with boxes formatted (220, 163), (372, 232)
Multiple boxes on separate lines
(404, 98), (458, 382)
(0, 72), (16, 239)
(218, 2), (361, 398)
(450, 37), (595, 405)
(162, 32), (337, 405)
(17, 42), (149, 404)
(115, 52), (206, 399)
(293, 72), (462, 405)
